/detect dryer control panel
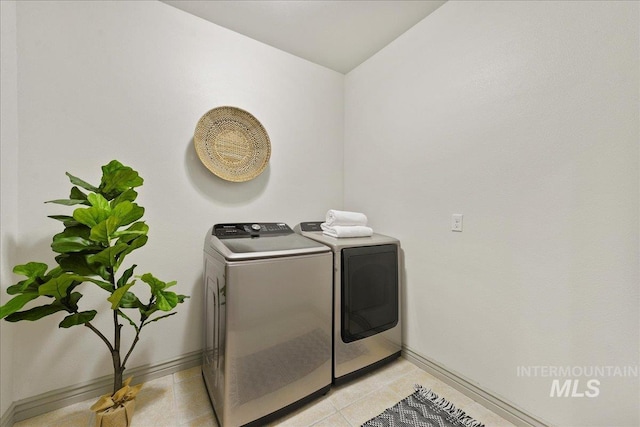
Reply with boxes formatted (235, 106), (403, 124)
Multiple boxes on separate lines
(299, 221), (323, 232)
(213, 223), (292, 238)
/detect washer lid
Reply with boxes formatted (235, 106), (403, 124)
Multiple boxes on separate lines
(207, 223), (330, 260)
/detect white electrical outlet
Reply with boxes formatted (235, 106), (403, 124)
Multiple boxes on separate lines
(451, 214), (463, 232)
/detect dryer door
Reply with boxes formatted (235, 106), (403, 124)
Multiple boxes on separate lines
(341, 244), (399, 343)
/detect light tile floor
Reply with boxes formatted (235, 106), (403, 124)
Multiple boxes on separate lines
(13, 358), (516, 427)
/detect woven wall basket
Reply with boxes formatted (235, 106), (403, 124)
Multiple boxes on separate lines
(194, 106), (271, 182)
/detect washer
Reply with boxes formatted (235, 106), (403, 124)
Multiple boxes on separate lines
(295, 222), (402, 384)
(202, 223), (332, 427)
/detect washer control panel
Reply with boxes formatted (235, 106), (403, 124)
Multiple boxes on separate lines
(214, 223), (292, 238)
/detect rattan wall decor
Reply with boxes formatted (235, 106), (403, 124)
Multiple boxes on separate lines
(194, 106), (271, 182)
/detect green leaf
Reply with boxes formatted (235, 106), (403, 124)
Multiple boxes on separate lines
(88, 243), (129, 268)
(89, 216), (120, 244)
(13, 262), (48, 279)
(48, 215), (74, 222)
(115, 235), (147, 270)
(51, 235), (99, 254)
(117, 292), (143, 309)
(112, 202), (144, 227)
(68, 275), (113, 292)
(6, 302), (66, 321)
(54, 254), (109, 282)
(70, 186), (89, 203)
(114, 222), (148, 244)
(73, 205), (111, 228)
(59, 310), (97, 328)
(107, 281), (136, 309)
(111, 200), (132, 218)
(138, 273), (166, 293)
(156, 291), (178, 311)
(153, 292), (188, 313)
(138, 274), (186, 311)
(99, 161), (143, 199)
(7, 282), (29, 295)
(111, 188), (138, 207)
(87, 193), (110, 210)
(117, 264), (137, 288)
(56, 253), (95, 275)
(58, 258), (108, 281)
(0, 292), (40, 319)
(62, 292), (83, 312)
(8, 267), (62, 294)
(46, 199), (88, 206)
(9, 262), (49, 293)
(101, 160), (127, 175)
(5, 293), (82, 322)
(146, 312), (176, 324)
(45, 184), (91, 206)
(48, 215), (81, 227)
(38, 275), (77, 299)
(46, 266), (64, 278)
(66, 172), (98, 192)
(54, 225), (91, 240)
(84, 278), (114, 292)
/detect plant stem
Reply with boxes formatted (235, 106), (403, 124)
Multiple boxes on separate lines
(121, 324), (142, 370)
(84, 322), (114, 352)
(112, 309), (123, 394)
(109, 266), (124, 394)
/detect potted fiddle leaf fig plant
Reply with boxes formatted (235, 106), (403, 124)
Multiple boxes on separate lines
(0, 160), (188, 427)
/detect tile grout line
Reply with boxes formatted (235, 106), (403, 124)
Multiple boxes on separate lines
(332, 411), (356, 427)
(333, 381), (401, 425)
(171, 371), (181, 427)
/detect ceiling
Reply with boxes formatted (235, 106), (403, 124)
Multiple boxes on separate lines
(161, 1), (447, 74)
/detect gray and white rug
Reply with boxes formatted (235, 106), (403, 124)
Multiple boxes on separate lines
(362, 385), (485, 427)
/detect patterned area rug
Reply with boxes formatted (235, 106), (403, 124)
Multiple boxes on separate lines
(362, 385), (486, 427)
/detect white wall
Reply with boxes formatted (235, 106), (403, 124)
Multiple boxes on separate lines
(4, 1), (639, 426)
(345, 1), (638, 426)
(9, 0), (343, 402)
(0, 0), (18, 418)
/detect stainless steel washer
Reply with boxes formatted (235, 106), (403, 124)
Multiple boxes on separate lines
(295, 222), (402, 384)
(202, 223), (332, 427)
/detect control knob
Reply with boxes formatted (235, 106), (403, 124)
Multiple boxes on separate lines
(250, 224), (261, 231)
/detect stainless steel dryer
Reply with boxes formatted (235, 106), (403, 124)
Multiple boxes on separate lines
(202, 223), (332, 427)
(295, 222), (402, 384)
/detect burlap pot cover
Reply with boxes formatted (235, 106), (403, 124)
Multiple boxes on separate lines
(92, 399), (136, 427)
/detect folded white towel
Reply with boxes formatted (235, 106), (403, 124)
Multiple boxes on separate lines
(325, 209), (368, 227)
(321, 223), (373, 238)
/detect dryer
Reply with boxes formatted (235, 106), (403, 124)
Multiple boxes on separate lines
(295, 222), (402, 384)
(203, 223), (332, 426)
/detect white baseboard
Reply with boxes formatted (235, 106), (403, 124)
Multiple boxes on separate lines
(0, 350), (201, 426)
(2, 347), (550, 427)
(0, 403), (15, 427)
(402, 345), (552, 427)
